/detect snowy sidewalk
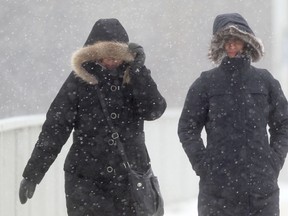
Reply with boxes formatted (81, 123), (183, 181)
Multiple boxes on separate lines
(165, 199), (197, 216)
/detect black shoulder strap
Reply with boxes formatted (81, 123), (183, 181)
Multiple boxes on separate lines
(95, 86), (131, 168)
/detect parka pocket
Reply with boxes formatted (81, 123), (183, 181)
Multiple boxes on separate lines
(268, 148), (283, 176)
(194, 150), (210, 178)
(208, 90), (233, 102)
(259, 141), (283, 178)
(207, 90), (234, 118)
(245, 87), (269, 110)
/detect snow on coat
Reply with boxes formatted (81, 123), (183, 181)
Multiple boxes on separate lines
(178, 13), (288, 216)
(22, 19), (166, 190)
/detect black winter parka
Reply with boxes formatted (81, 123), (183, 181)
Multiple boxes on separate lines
(22, 20), (166, 186)
(178, 13), (288, 216)
(23, 65), (166, 184)
(178, 56), (288, 215)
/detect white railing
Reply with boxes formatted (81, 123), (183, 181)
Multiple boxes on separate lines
(1, 110), (288, 216)
(0, 110), (199, 216)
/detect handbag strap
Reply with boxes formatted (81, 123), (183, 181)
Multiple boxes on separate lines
(95, 86), (131, 169)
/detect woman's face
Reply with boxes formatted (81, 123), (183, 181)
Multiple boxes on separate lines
(224, 37), (245, 58)
(100, 58), (123, 70)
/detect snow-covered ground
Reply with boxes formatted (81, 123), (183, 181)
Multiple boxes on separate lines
(165, 182), (288, 216)
(165, 199), (198, 216)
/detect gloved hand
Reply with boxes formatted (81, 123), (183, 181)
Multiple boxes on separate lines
(128, 43), (146, 73)
(19, 178), (36, 204)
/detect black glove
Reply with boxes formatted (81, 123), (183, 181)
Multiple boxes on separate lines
(128, 43), (146, 73)
(19, 178), (36, 204)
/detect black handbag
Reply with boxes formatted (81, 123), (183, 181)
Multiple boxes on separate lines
(127, 166), (164, 216)
(96, 86), (164, 216)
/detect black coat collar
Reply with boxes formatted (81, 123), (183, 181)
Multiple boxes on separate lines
(219, 55), (251, 73)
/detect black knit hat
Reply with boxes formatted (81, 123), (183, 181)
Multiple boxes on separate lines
(213, 13), (254, 35)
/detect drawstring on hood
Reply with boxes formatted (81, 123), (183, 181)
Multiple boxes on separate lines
(71, 18), (134, 85)
(208, 13), (264, 64)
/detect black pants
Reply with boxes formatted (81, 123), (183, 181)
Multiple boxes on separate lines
(198, 185), (279, 216)
(65, 172), (136, 216)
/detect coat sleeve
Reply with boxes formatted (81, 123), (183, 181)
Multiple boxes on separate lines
(267, 72), (288, 170)
(127, 66), (167, 120)
(22, 72), (79, 184)
(178, 73), (209, 175)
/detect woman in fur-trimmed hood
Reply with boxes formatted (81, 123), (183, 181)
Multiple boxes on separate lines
(19, 18), (166, 215)
(208, 13), (264, 64)
(178, 13), (288, 215)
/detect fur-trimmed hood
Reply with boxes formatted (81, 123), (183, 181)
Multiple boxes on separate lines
(71, 18), (134, 84)
(208, 13), (264, 64)
(71, 41), (134, 84)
